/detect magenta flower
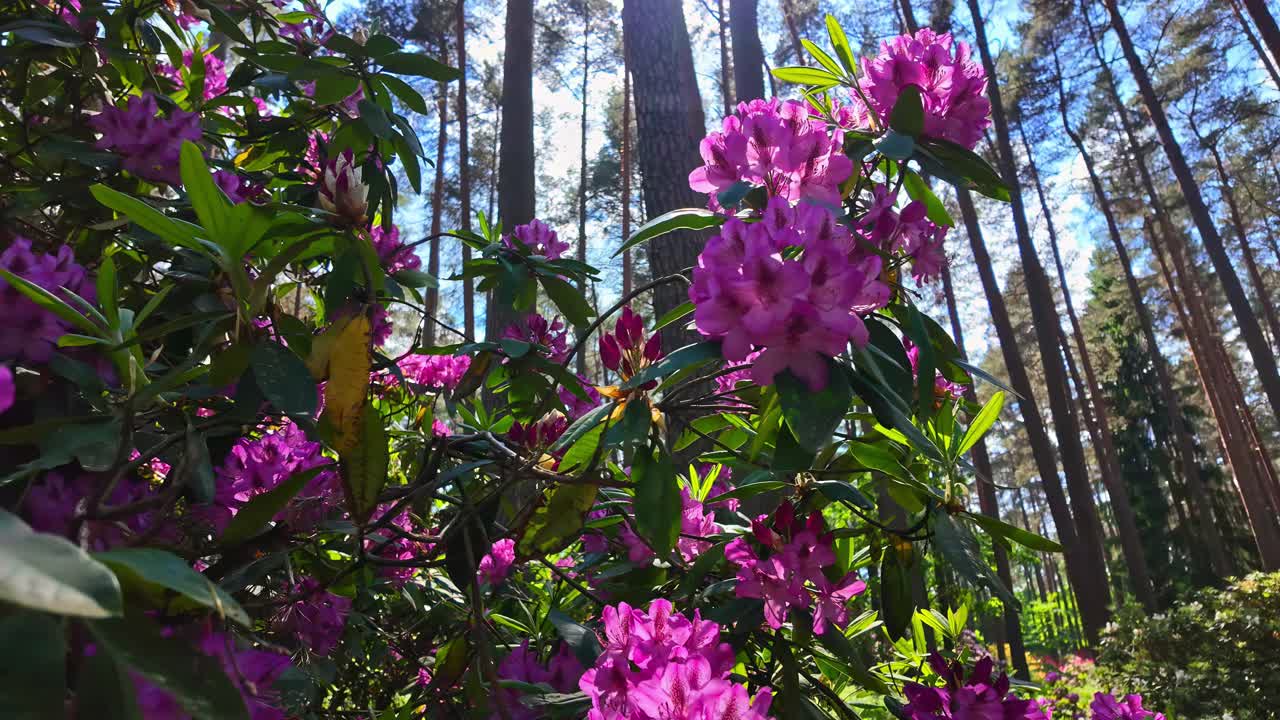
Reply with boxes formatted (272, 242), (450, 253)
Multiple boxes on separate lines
(477, 538), (517, 586)
(90, 92), (203, 185)
(598, 305), (663, 387)
(558, 376), (603, 419)
(0, 366), (12, 414)
(24, 470), (167, 550)
(370, 224), (422, 274)
(903, 654), (1042, 720)
(273, 578), (351, 656)
(620, 487), (722, 565)
(157, 49), (228, 101)
(905, 339), (967, 401)
(365, 506), (432, 587)
(396, 353), (471, 391)
(503, 313), (570, 363)
(505, 219), (571, 260)
(0, 238), (96, 365)
(213, 170), (264, 205)
(850, 29), (992, 150)
(1090, 693), (1165, 720)
(492, 641), (584, 719)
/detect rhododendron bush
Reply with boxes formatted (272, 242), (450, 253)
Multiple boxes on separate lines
(0, 5), (1082, 718)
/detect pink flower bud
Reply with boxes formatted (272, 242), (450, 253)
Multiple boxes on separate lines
(318, 149), (368, 224)
(599, 334), (621, 371)
(643, 331), (663, 363)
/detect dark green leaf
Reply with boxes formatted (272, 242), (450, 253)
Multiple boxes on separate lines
(220, 467), (328, 546)
(1, 19), (84, 46)
(378, 51), (461, 80)
(376, 73), (430, 115)
(540, 276), (595, 327)
(179, 142), (234, 250)
(705, 480), (789, 504)
(358, 99), (395, 140)
(183, 422), (216, 503)
(777, 359), (852, 451)
(90, 184), (207, 255)
(250, 341), (318, 419)
(932, 510), (1018, 607)
(312, 72), (361, 106)
(551, 401), (615, 452)
(952, 358), (1020, 398)
(632, 445), (681, 557)
(615, 208), (725, 257)
(548, 609), (602, 668)
(0, 612), (66, 719)
(879, 547), (915, 638)
(93, 549), (250, 627)
(0, 509), (122, 618)
(917, 137), (1011, 202)
(620, 341), (721, 390)
(518, 483), (599, 557)
(816, 480), (874, 510)
(75, 643), (142, 720)
(889, 84), (924, 137)
(604, 399), (651, 447)
(653, 301), (694, 333)
(967, 512), (1063, 553)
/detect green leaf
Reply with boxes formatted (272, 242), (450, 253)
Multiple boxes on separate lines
(604, 398), (651, 448)
(219, 467), (327, 546)
(889, 84), (925, 137)
(824, 14), (858, 76)
(917, 137), (1011, 202)
(616, 208), (725, 257)
(845, 365), (945, 462)
(879, 546), (915, 638)
(801, 39), (844, 78)
(958, 391), (1004, 455)
(378, 51), (461, 80)
(815, 480), (874, 510)
(517, 483), (599, 557)
(902, 171), (954, 227)
(875, 130), (915, 161)
(88, 614), (249, 720)
(846, 441), (907, 480)
(540, 276), (595, 327)
(678, 539), (727, 598)
(952, 358), (1020, 397)
(250, 341), (318, 419)
(0, 267), (100, 336)
(653, 301), (694, 333)
(551, 401), (615, 452)
(548, 609), (602, 668)
(771, 66), (840, 87)
(339, 400), (389, 524)
(932, 510), (1018, 607)
(813, 615), (892, 695)
(358, 98), (395, 140)
(0, 509), (122, 618)
(632, 444), (681, 557)
(968, 512), (1063, 553)
(376, 73), (430, 115)
(620, 341), (721, 390)
(179, 141), (235, 250)
(75, 640), (142, 720)
(90, 184), (207, 255)
(183, 422), (216, 503)
(312, 72), (360, 105)
(97, 254), (119, 325)
(1, 19), (85, 47)
(705, 479), (789, 504)
(776, 358), (853, 452)
(93, 549), (250, 627)
(0, 611), (66, 719)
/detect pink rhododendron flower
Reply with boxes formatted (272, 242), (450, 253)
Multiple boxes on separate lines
(724, 503), (866, 634)
(620, 488), (721, 565)
(857, 183), (950, 284)
(157, 50), (228, 101)
(503, 313), (570, 363)
(364, 506), (432, 587)
(689, 97), (852, 207)
(213, 169), (264, 204)
(903, 654), (1043, 720)
(689, 199), (890, 390)
(396, 353), (471, 391)
(1090, 693), (1165, 720)
(273, 578), (351, 655)
(24, 469), (169, 550)
(0, 238), (95, 364)
(370, 224), (422, 274)
(579, 599), (773, 720)
(904, 338), (967, 401)
(558, 376), (603, 419)
(431, 418), (452, 436)
(0, 366), (12, 414)
(850, 29), (991, 150)
(478, 538), (517, 586)
(507, 412), (570, 453)
(90, 92), (203, 185)
(505, 219), (570, 260)
(492, 641), (584, 719)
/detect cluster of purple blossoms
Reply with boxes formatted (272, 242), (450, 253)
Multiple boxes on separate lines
(579, 599), (774, 720)
(690, 198), (890, 391)
(130, 626), (293, 720)
(1089, 693), (1165, 720)
(493, 641), (584, 720)
(503, 313), (570, 363)
(90, 92), (203, 185)
(272, 578), (351, 656)
(504, 219), (571, 260)
(477, 538), (517, 586)
(598, 306), (663, 387)
(850, 28), (992, 151)
(620, 487), (721, 565)
(213, 169), (264, 205)
(396, 353), (471, 391)
(904, 339), (967, 402)
(903, 654), (1048, 720)
(725, 503), (866, 635)
(370, 224), (422, 274)
(0, 366), (12, 414)
(689, 98), (852, 208)
(860, 184), (949, 284)
(278, 0), (334, 47)
(559, 377), (603, 419)
(364, 506), (431, 587)
(157, 50), (228, 101)
(197, 421), (339, 533)
(508, 412), (570, 453)
(0, 238), (95, 365)
(25, 469), (168, 549)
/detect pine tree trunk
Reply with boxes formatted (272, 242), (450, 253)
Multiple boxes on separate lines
(576, 10), (592, 377)
(1083, 11), (1275, 571)
(621, 54), (633, 298)
(1241, 0), (1280, 71)
(622, 0), (707, 349)
(1229, 0), (1280, 94)
(715, 0), (732, 117)
(489, 0), (536, 342)
(455, 0), (474, 340)
(966, 0), (1112, 643)
(729, 0), (765, 104)
(778, 0), (805, 65)
(1103, 0), (1280, 424)
(427, 70), (448, 345)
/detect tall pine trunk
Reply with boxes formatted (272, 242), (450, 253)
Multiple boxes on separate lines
(729, 0), (765, 104)
(489, 0), (536, 342)
(427, 64), (448, 345)
(1240, 0), (1280, 70)
(455, 0), (474, 340)
(621, 52), (633, 298)
(1103, 0), (1280, 424)
(622, 0), (707, 348)
(576, 8), (592, 376)
(715, 0), (732, 116)
(778, 0), (805, 65)
(1229, 0), (1280, 93)
(967, 0), (1112, 642)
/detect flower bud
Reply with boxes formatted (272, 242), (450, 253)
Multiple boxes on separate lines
(353, 27), (369, 45)
(599, 334), (621, 372)
(643, 331), (662, 363)
(318, 149), (368, 225)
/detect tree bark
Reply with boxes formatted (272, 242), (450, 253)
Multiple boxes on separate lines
(778, 0), (805, 65)
(455, 0), (474, 340)
(1229, 0), (1280, 94)
(715, 0), (732, 117)
(729, 0), (765, 104)
(621, 53), (633, 299)
(1241, 0), (1280, 72)
(489, 0), (536, 342)
(967, 0), (1112, 643)
(427, 64), (448, 345)
(622, 0), (707, 349)
(576, 6), (592, 376)
(1103, 0), (1280, 424)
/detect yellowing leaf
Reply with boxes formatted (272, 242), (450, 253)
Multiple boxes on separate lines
(339, 399), (388, 524)
(319, 312), (372, 453)
(517, 482), (599, 557)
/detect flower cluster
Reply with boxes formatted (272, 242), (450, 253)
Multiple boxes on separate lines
(0, 366), (12, 414)
(25, 469), (168, 550)
(579, 600), (774, 720)
(725, 503), (866, 634)
(273, 578), (351, 656)
(903, 654), (1046, 720)
(504, 219), (570, 260)
(905, 339), (966, 401)
(1090, 693), (1165, 720)
(157, 49), (228, 101)
(559, 377), (603, 419)
(0, 238), (95, 364)
(370, 224), (422, 274)
(850, 28), (991, 150)
(364, 506), (432, 587)
(620, 487), (721, 564)
(598, 306), (662, 386)
(493, 641), (584, 720)
(690, 198), (890, 391)
(477, 538), (517, 586)
(214, 169), (264, 205)
(396, 353), (471, 391)
(503, 313), (570, 363)
(131, 627), (293, 720)
(317, 149), (369, 224)
(89, 92), (203, 185)
(198, 421), (339, 533)
(689, 98), (852, 207)
(859, 184), (949, 284)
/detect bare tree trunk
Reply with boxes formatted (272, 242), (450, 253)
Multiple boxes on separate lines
(1241, 0), (1280, 72)
(622, 0), (707, 349)
(1103, 0), (1280, 424)
(778, 0), (805, 65)
(455, 0), (474, 340)
(729, 0), (765, 104)
(621, 53), (633, 298)
(576, 8), (592, 376)
(715, 0), (732, 116)
(427, 65), (448, 345)
(489, 0), (536, 343)
(1229, 0), (1280, 92)
(967, 0), (1112, 642)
